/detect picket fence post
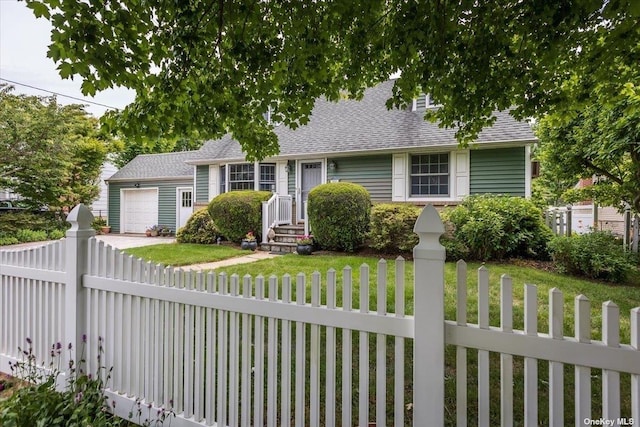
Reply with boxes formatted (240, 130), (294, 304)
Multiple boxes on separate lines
(64, 204), (95, 378)
(413, 205), (446, 425)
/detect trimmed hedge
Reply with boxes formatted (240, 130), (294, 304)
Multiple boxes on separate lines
(307, 182), (370, 252)
(441, 195), (552, 261)
(548, 231), (636, 283)
(176, 208), (220, 244)
(207, 190), (272, 243)
(368, 203), (421, 253)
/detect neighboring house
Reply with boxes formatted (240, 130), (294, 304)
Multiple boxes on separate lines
(107, 79), (537, 234)
(90, 162), (118, 219)
(106, 152), (194, 234)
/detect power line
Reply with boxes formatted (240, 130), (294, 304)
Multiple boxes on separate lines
(0, 77), (123, 110)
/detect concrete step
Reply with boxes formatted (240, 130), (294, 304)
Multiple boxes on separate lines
(260, 241), (297, 253)
(273, 224), (305, 235)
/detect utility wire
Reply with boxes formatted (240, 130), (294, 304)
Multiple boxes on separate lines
(0, 77), (123, 110)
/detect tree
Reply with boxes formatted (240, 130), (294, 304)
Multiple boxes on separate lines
(535, 79), (640, 213)
(0, 85), (111, 212)
(26, 0), (640, 159)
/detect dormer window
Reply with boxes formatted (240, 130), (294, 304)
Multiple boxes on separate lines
(412, 93), (440, 111)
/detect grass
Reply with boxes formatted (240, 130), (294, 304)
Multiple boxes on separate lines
(212, 253), (639, 426)
(123, 243), (248, 266)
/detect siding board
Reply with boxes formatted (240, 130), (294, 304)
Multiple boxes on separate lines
(327, 155), (392, 201)
(196, 165), (209, 203)
(470, 148), (525, 196)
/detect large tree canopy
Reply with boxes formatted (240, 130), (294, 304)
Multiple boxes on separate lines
(535, 76), (640, 212)
(26, 0), (640, 159)
(0, 85), (112, 212)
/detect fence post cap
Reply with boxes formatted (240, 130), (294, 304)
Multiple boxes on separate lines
(67, 204), (94, 232)
(413, 204), (444, 235)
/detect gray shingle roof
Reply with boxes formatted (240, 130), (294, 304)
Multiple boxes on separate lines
(107, 151), (195, 181)
(191, 79), (536, 163)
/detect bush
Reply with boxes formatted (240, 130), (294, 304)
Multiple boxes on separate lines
(307, 182), (371, 252)
(176, 208), (220, 244)
(442, 195), (553, 261)
(368, 203), (421, 253)
(549, 231), (636, 283)
(0, 211), (68, 236)
(0, 236), (19, 246)
(207, 191), (272, 243)
(48, 229), (65, 240)
(15, 229), (49, 243)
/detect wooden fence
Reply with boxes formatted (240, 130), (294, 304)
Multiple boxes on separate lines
(1, 204), (639, 426)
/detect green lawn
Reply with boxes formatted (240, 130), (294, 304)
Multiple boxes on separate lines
(213, 253), (639, 426)
(123, 243), (248, 266)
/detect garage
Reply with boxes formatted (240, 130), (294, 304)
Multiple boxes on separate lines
(121, 188), (158, 233)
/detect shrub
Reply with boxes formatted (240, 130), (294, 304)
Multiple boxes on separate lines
(207, 191), (272, 243)
(15, 229), (49, 243)
(0, 211), (68, 236)
(48, 229), (65, 240)
(442, 195), (553, 261)
(0, 236), (19, 246)
(176, 208), (220, 244)
(307, 182), (371, 252)
(368, 203), (421, 253)
(548, 231), (636, 283)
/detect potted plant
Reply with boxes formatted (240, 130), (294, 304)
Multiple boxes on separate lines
(159, 226), (172, 237)
(296, 235), (314, 255)
(146, 225), (160, 237)
(241, 231), (258, 251)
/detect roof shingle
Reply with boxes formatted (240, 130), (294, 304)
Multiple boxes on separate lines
(107, 151), (195, 181)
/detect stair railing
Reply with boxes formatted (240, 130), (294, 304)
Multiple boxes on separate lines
(262, 194), (293, 243)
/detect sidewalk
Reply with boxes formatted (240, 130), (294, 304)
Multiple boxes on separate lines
(178, 250), (282, 271)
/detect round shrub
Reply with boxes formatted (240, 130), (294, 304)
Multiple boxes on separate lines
(207, 190), (272, 243)
(368, 203), (421, 253)
(176, 208), (220, 244)
(548, 231), (636, 283)
(442, 195), (553, 261)
(307, 182), (371, 252)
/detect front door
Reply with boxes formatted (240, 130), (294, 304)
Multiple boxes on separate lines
(177, 188), (193, 230)
(300, 162), (322, 220)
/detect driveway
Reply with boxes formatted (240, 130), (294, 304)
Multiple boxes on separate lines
(0, 234), (175, 251)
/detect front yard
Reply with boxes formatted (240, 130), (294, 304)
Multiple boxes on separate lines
(123, 243), (249, 266)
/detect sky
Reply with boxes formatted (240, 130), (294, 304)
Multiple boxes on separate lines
(0, 0), (135, 117)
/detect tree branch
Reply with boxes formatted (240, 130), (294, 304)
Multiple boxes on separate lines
(582, 158), (624, 185)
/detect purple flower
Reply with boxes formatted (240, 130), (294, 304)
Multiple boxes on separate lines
(26, 337), (32, 344)
(74, 392), (83, 404)
(56, 342), (62, 350)
(82, 334), (87, 343)
(68, 343), (73, 350)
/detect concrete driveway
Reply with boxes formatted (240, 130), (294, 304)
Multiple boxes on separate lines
(0, 234), (175, 251)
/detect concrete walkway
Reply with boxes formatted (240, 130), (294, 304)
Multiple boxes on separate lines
(179, 250), (282, 271)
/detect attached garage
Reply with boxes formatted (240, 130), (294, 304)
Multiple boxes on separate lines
(120, 188), (159, 233)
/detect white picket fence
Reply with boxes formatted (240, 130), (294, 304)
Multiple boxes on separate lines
(1, 204), (639, 426)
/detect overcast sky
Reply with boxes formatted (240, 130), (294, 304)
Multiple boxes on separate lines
(0, 0), (135, 117)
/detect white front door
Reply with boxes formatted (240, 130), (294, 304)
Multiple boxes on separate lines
(299, 161), (323, 220)
(177, 188), (193, 230)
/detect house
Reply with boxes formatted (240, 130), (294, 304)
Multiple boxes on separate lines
(107, 79), (537, 234)
(89, 162), (118, 219)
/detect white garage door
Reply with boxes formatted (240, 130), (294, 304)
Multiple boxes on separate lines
(121, 189), (158, 233)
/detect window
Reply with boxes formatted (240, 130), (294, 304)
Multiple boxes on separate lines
(220, 165), (226, 194)
(259, 164), (276, 191)
(410, 154), (449, 196)
(181, 191), (192, 208)
(228, 163), (254, 190)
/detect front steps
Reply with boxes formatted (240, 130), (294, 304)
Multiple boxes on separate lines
(260, 224), (306, 253)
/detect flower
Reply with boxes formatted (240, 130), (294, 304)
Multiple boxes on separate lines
(296, 235), (313, 245)
(244, 231), (256, 241)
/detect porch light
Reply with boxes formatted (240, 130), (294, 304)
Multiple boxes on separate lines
(284, 164), (290, 173)
(328, 160), (337, 171)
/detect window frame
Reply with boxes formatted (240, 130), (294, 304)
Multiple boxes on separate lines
(409, 152), (451, 198)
